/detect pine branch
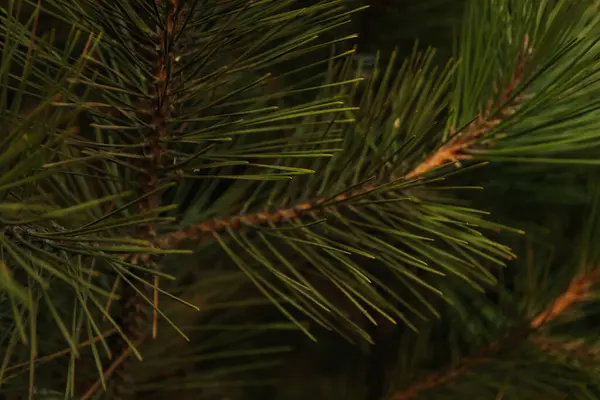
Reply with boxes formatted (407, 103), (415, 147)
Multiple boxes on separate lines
(9, 1), (599, 396)
(82, 334), (148, 400)
(530, 267), (600, 329)
(160, 35), (532, 249)
(2, 329), (117, 383)
(406, 35), (531, 178)
(387, 266), (600, 400)
(107, 1), (183, 399)
(529, 336), (600, 364)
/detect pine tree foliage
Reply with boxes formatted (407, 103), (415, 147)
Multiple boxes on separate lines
(2, 0), (600, 399)
(382, 180), (600, 400)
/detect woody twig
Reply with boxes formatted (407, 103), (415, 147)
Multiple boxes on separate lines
(97, 1), (184, 399)
(161, 35), (533, 250)
(388, 266), (600, 400)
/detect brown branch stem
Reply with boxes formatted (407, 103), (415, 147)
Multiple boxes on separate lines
(388, 266), (600, 400)
(102, 1), (182, 399)
(160, 93), (521, 249)
(81, 335), (147, 400)
(160, 36), (532, 250)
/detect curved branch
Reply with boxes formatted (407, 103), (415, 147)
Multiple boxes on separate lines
(388, 266), (600, 400)
(160, 35), (532, 249)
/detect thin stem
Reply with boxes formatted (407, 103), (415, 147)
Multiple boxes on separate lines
(160, 36), (532, 249)
(388, 266), (600, 400)
(81, 335), (147, 400)
(3, 329), (117, 374)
